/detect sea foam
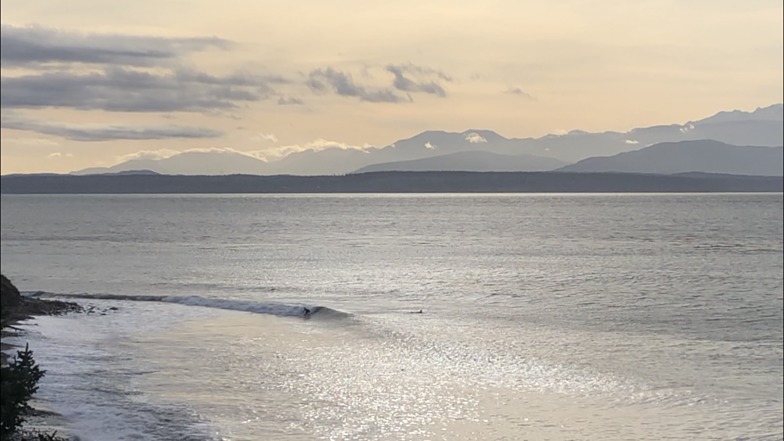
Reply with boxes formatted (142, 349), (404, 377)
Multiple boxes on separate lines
(23, 291), (348, 320)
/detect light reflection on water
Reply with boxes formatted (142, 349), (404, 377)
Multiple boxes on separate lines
(114, 306), (778, 440)
(2, 193), (782, 440)
(9, 293), (784, 440)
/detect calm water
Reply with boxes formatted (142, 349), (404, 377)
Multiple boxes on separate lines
(1, 193), (782, 440)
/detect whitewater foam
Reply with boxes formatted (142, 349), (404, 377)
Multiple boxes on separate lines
(23, 291), (349, 320)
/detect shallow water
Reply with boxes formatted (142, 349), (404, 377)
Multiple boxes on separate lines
(2, 193), (782, 440)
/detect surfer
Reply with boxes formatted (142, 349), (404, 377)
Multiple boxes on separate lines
(303, 307), (311, 317)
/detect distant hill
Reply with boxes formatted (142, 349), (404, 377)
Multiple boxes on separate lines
(353, 151), (566, 173)
(102, 169), (161, 176)
(267, 129), (546, 175)
(2, 171), (781, 194)
(558, 140), (783, 176)
(74, 151), (270, 175)
(68, 104), (783, 176)
(266, 148), (374, 176)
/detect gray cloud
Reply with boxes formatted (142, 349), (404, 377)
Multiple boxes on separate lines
(1, 24), (455, 119)
(0, 24), (231, 67)
(307, 68), (407, 103)
(2, 112), (223, 141)
(386, 64), (450, 97)
(0, 25), (281, 113)
(1, 67), (272, 112)
(277, 96), (304, 105)
(504, 87), (536, 100)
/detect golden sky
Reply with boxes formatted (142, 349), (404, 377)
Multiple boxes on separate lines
(1, 0), (782, 173)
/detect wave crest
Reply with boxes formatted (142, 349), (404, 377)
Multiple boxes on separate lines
(23, 291), (348, 320)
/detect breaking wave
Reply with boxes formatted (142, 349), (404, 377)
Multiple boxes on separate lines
(23, 291), (349, 320)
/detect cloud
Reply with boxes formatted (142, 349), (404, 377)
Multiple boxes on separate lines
(3, 137), (60, 146)
(116, 149), (183, 162)
(47, 152), (74, 159)
(253, 138), (375, 160)
(504, 87), (535, 100)
(465, 132), (487, 143)
(424, 141), (436, 149)
(680, 123), (695, 133)
(1, 67), (272, 112)
(0, 25), (282, 114)
(0, 24), (231, 68)
(277, 96), (304, 105)
(386, 64), (449, 97)
(2, 112), (223, 141)
(252, 132), (278, 143)
(307, 68), (406, 103)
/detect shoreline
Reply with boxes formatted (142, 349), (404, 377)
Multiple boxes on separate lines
(1, 318), (76, 440)
(1, 301), (82, 366)
(2, 171), (782, 194)
(1, 275), (82, 439)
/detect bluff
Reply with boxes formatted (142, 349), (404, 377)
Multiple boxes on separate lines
(0, 275), (81, 326)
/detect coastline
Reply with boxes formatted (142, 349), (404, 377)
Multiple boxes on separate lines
(1, 299), (82, 365)
(1, 275), (82, 439)
(2, 171), (782, 194)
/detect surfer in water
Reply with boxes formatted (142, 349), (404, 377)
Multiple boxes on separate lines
(303, 307), (311, 317)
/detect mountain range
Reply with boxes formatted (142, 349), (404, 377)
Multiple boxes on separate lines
(68, 103), (783, 177)
(558, 141), (783, 176)
(354, 151), (567, 173)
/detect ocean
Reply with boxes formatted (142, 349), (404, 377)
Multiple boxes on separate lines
(1, 193), (782, 440)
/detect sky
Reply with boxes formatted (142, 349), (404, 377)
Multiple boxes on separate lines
(1, 0), (782, 174)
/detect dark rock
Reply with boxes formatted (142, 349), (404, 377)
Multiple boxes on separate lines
(1, 274), (23, 310)
(1, 275), (82, 325)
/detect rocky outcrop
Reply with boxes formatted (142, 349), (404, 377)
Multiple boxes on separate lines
(1, 275), (22, 311)
(1, 275), (81, 325)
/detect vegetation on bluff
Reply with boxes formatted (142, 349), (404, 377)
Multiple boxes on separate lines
(1, 344), (45, 438)
(1, 275), (78, 440)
